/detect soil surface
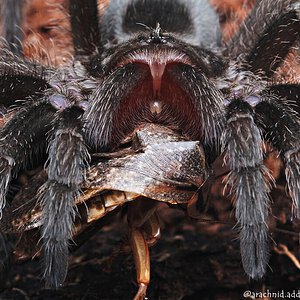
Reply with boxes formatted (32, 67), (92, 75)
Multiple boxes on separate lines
(1, 179), (300, 300)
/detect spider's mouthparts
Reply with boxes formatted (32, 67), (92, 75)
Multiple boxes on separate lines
(149, 61), (166, 96)
(149, 62), (165, 115)
(149, 100), (163, 115)
(109, 49), (204, 145)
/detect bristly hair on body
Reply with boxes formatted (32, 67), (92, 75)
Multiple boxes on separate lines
(0, 0), (299, 298)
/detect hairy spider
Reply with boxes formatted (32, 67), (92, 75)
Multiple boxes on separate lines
(0, 0), (300, 299)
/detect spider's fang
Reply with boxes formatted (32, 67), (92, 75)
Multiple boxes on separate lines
(149, 61), (165, 115)
(149, 61), (166, 96)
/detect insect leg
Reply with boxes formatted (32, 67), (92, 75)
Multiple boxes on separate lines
(127, 198), (161, 246)
(129, 227), (150, 300)
(142, 212), (161, 247)
(128, 199), (158, 300)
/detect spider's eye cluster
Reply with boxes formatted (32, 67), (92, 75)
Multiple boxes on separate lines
(147, 24), (167, 44)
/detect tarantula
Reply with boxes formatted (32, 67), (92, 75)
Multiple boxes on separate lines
(0, 0), (300, 298)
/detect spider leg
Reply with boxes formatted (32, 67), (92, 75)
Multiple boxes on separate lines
(69, 0), (101, 57)
(222, 99), (272, 279)
(253, 93), (300, 217)
(0, 0), (24, 55)
(0, 231), (12, 287)
(0, 55), (50, 106)
(225, 0), (300, 77)
(39, 105), (89, 288)
(0, 51), (56, 215)
(0, 101), (56, 216)
(269, 83), (300, 114)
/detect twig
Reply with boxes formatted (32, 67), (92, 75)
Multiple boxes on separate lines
(274, 243), (300, 270)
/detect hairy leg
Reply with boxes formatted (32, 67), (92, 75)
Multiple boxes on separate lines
(39, 105), (89, 288)
(222, 99), (272, 278)
(225, 0), (300, 77)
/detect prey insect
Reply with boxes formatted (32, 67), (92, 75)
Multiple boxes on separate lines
(0, 0), (300, 299)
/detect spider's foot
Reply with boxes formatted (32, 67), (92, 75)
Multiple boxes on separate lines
(0, 232), (12, 287)
(234, 167), (270, 279)
(43, 237), (68, 289)
(40, 182), (79, 288)
(240, 224), (269, 279)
